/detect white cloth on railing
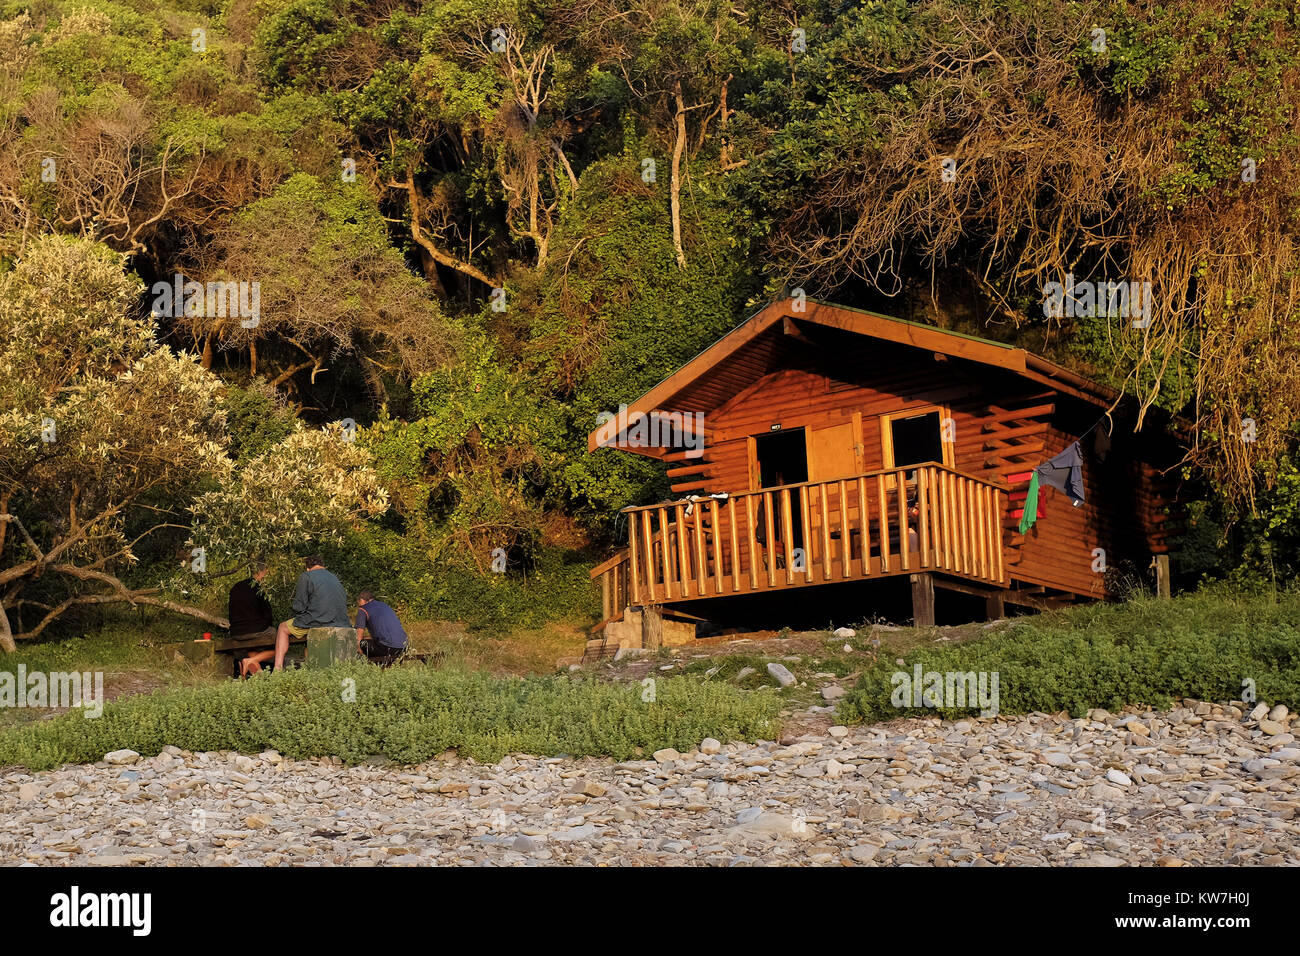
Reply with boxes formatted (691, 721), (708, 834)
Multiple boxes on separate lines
(681, 492), (728, 517)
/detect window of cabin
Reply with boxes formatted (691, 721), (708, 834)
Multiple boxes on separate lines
(880, 407), (954, 471)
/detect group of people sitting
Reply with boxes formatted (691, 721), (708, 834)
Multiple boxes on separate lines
(226, 555), (409, 676)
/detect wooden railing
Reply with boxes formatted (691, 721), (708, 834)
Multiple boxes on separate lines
(607, 462), (1005, 606)
(590, 550), (631, 631)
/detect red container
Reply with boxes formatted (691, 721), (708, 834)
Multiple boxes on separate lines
(202, 632), (212, 641)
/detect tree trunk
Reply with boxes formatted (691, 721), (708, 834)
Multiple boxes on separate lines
(670, 84), (688, 270)
(0, 602), (15, 654)
(0, 493), (10, 563)
(415, 246), (448, 297)
(402, 174), (499, 288)
(551, 141), (579, 193)
(361, 359), (388, 408)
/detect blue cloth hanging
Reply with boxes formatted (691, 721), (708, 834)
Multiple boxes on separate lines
(1036, 441), (1086, 505)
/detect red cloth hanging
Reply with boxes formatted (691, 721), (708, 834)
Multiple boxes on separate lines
(1006, 471), (1044, 521)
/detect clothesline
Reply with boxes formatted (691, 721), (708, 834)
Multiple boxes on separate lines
(1077, 408), (1114, 442)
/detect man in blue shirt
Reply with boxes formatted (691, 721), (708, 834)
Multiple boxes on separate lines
(355, 591), (408, 664)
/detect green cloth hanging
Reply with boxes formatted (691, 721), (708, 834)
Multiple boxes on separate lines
(1018, 471), (1040, 534)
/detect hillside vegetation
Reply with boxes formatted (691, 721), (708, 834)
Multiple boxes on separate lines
(2, 0), (1299, 642)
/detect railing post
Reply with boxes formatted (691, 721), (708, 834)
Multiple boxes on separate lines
(711, 499), (724, 594)
(957, 478), (970, 575)
(776, 489), (792, 586)
(857, 476), (870, 574)
(838, 478), (851, 578)
(693, 502), (708, 594)
(628, 514), (641, 605)
(728, 498), (741, 592)
(640, 511), (656, 603)
(658, 506), (673, 600)
(942, 472), (954, 571)
(897, 472), (910, 572)
(676, 501), (692, 597)
(745, 495), (759, 591)
(820, 483), (833, 580)
(877, 473), (891, 572)
(917, 468), (930, 568)
(995, 489), (1006, 583)
(763, 491), (777, 588)
(799, 484), (814, 582)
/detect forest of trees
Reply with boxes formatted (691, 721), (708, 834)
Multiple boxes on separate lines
(2, 0), (1299, 647)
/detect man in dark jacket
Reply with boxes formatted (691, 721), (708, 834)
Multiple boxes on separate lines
(272, 555), (351, 672)
(228, 562), (277, 677)
(229, 562), (275, 638)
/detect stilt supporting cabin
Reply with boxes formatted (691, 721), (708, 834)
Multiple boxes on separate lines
(588, 298), (1181, 647)
(910, 573), (935, 628)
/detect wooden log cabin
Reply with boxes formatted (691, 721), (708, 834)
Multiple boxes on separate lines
(587, 298), (1180, 647)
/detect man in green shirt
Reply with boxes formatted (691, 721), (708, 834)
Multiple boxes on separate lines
(271, 555), (351, 672)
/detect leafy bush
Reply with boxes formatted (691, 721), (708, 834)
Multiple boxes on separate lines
(404, 548), (599, 631)
(308, 526), (598, 631)
(836, 588), (1300, 723)
(0, 662), (780, 771)
(221, 380), (298, 462)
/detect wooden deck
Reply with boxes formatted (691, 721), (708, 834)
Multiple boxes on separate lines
(593, 462), (1006, 618)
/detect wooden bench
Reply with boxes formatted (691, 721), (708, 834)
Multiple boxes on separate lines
(209, 632), (305, 678)
(195, 626), (359, 676)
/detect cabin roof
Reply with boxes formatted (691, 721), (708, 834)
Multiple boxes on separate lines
(587, 297), (1120, 455)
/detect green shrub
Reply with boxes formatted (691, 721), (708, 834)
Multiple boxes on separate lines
(837, 588), (1300, 723)
(192, 524), (599, 633)
(0, 663), (779, 771)
(405, 548), (599, 631)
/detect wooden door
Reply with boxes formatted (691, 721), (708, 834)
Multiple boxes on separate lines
(806, 414), (863, 569)
(807, 413), (864, 482)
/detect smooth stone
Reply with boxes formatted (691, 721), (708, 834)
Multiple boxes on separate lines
(849, 844), (878, 863)
(551, 824), (597, 842)
(766, 663), (797, 687)
(726, 812), (810, 840)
